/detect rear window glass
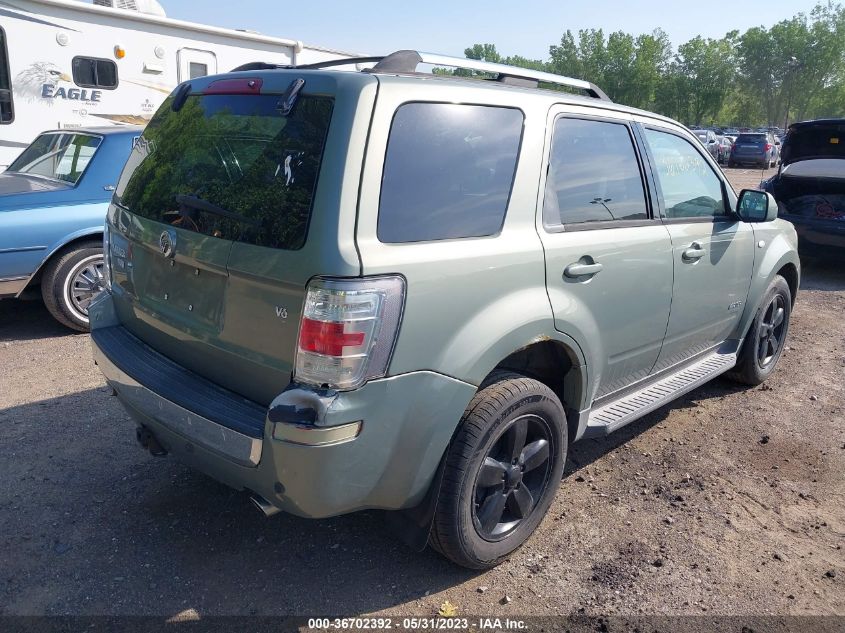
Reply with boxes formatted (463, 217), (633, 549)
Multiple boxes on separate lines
(736, 134), (766, 143)
(378, 103), (523, 243)
(8, 132), (101, 184)
(115, 93), (333, 250)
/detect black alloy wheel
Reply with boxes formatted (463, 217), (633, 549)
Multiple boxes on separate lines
(756, 292), (787, 368)
(472, 414), (553, 541)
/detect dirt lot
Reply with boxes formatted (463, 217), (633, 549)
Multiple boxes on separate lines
(0, 167), (843, 622)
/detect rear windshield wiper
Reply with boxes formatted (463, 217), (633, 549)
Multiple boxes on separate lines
(277, 78), (305, 116)
(174, 194), (259, 226)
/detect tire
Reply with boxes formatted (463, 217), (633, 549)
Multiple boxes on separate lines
(40, 240), (105, 332)
(429, 372), (567, 569)
(728, 160), (736, 168)
(726, 275), (791, 386)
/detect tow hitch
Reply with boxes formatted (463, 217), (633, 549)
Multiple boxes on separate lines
(135, 426), (167, 457)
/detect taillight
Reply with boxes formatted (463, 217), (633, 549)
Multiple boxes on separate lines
(764, 143), (772, 152)
(294, 276), (406, 390)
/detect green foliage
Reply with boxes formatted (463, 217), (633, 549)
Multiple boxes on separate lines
(461, 2), (845, 127)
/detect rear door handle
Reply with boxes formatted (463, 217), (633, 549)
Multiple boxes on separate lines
(564, 262), (603, 278)
(682, 244), (706, 262)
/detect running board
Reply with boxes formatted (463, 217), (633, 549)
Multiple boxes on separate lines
(585, 351), (737, 437)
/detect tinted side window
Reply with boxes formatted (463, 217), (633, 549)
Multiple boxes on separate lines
(644, 129), (727, 219)
(72, 57), (118, 89)
(544, 118), (647, 226)
(0, 27), (12, 123)
(378, 103), (523, 243)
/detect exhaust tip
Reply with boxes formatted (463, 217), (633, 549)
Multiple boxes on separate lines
(250, 494), (281, 517)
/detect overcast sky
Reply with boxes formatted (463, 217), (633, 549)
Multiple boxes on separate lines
(159, 0), (824, 58)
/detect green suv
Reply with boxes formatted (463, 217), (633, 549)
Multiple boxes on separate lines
(90, 51), (800, 569)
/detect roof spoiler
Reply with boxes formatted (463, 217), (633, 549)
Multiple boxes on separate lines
(231, 49), (611, 101)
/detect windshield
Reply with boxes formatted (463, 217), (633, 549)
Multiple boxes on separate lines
(115, 92), (333, 251)
(8, 132), (102, 184)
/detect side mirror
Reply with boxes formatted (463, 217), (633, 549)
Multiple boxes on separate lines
(708, 139), (717, 144)
(737, 189), (778, 222)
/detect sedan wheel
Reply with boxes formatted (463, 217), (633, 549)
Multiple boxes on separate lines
(40, 240), (105, 332)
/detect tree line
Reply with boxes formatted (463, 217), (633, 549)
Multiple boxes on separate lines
(459, 2), (845, 128)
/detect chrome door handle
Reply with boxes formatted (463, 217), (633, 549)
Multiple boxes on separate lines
(682, 244), (706, 262)
(564, 262), (603, 278)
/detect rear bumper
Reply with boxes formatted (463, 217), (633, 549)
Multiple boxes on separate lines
(90, 292), (476, 518)
(730, 155), (767, 165)
(780, 215), (845, 260)
(92, 337), (263, 466)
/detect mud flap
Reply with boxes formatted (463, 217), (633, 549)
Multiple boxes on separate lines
(383, 453), (448, 552)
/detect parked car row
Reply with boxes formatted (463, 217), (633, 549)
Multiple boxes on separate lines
(692, 127), (781, 168)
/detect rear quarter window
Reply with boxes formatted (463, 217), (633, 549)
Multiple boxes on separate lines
(377, 103), (524, 243)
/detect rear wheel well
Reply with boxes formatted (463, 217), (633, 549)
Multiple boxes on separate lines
(24, 233), (103, 289)
(777, 263), (799, 306)
(483, 340), (583, 441)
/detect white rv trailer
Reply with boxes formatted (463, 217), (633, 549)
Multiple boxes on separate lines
(0, 0), (356, 168)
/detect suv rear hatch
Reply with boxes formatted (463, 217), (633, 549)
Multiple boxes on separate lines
(109, 73), (353, 405)
(733, 133), (768, 159)
(780, 119), (845, 166)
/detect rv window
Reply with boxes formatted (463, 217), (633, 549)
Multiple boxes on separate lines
(72, 57), (118, 90)
(189, 62), (208, 79)
(0, 27), (12, 123)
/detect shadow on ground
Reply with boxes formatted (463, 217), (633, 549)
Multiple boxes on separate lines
(0, 298), (77, 342)
(799, 257), (845, 291)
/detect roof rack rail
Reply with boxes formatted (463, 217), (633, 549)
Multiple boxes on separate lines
(231, 50), (611, 101)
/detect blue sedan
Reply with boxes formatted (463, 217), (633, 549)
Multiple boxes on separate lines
(0, 126), (141, 330)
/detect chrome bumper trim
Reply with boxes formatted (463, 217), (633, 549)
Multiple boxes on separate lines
(0, 276), (29, 297)
(93, 340), (263, 467)
(272, 420), (362, 446)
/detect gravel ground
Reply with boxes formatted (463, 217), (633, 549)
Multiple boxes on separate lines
(0, 167), (842, 621)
